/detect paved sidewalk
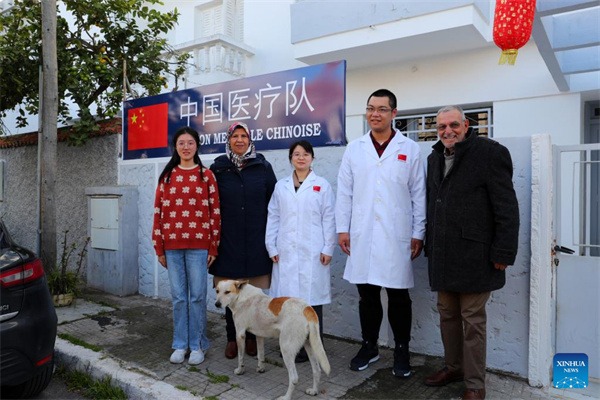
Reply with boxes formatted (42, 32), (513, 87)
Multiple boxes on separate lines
(54, 289), (596, 400)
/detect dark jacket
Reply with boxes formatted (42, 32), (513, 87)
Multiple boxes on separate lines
(425, 131), (519, 292)
(209, 153), (277, 279)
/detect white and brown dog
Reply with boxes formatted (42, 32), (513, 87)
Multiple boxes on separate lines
(215, 279), (331, 400)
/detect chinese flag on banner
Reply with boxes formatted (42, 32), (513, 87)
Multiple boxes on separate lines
(127, 103), (169, 150)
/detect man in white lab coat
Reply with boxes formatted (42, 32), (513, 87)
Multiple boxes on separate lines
(336, 89), (426, 378)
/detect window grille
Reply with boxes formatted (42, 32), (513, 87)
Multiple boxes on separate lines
(393, 107), (493, 142)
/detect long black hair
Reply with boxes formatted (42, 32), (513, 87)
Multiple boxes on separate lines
(158, 127), (204, 183)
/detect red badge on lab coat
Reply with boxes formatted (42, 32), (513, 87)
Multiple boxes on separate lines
(398, 154), (407, 162)
(313, 186), (321, 192)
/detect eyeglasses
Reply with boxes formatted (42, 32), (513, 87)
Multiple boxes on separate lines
(435, 121), (463, 132)
(176, 141), (196, 148)
(292, 152), (312, 159)
(366, 106), (393, 114)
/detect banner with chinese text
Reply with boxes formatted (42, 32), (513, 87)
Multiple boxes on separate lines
(122, 60), (346, 160)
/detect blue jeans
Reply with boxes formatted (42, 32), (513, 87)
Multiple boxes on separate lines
(165, 249), (210, 352)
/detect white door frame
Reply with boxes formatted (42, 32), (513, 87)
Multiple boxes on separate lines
(527, 138), (600, 387)
(528, 134), (554, 387)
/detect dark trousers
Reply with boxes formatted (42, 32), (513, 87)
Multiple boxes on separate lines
(357, 283), (412, 345)
(312, 305), (323, 338)
(225, 307), (256, 342)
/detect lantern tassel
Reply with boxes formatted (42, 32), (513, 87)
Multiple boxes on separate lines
(499, 49), (519, 65)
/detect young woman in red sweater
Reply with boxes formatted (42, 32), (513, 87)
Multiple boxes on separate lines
(152, 127), (221, 365)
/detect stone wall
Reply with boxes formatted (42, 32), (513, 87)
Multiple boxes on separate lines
(0, 134), (120, 271)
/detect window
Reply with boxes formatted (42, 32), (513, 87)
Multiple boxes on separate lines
(196, 0), (243, 41)
(393, 107), (493, 142)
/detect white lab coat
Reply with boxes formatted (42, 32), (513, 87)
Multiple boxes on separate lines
(265, 170), (336, 305)
(336, 130), (426, 289)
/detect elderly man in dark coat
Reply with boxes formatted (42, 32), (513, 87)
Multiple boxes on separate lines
(424, 105), (519, 400)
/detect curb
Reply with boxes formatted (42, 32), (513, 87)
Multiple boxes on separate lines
(54, 338), (198, 400)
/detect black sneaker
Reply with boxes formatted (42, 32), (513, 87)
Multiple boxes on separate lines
(392, 343), (412, 378)
(349, 341), (379, 371)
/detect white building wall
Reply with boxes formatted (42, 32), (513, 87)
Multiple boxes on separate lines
(244, 0), (304, 76)
(4, 0), (590, 381)
(113, 0), (552, 379)
(342, 42), (565, 141)
(493, 93), (582, 257)
(125, 136), (532, 378)
(347, 43), (556, 106)
(494, 93), (582, 144)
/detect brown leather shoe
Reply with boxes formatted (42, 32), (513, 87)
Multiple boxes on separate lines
(225, 341), (237, 359)
(424, 366), (464, 387)
(461, 388), (486, 399)
(245, 337), (257, 356)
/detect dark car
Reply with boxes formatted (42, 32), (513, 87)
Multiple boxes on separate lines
(0, 220), (57, 398)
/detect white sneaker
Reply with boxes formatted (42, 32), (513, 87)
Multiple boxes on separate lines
(188, 349), (205, 365)
(170, 349), (186, 364)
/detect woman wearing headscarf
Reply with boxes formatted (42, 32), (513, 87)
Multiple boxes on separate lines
(209, 121), (277, 359)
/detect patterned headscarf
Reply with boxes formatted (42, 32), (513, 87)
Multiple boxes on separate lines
(226, 121), (256, 169)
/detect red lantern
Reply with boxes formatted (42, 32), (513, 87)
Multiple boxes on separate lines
(493, 0), (536, 65)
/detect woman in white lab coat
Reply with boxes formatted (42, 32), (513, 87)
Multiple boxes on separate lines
(265, 140), (336, 361)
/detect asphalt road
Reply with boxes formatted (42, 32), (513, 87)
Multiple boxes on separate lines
(30, 373), (88, 400)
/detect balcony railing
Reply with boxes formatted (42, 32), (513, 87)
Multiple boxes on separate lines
(172, 34), (254, 78)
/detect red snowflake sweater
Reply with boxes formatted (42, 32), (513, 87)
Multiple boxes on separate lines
(152, 165), (221, 256)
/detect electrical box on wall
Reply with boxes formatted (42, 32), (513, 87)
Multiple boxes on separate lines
(90, 196), (119, 250)
(86, 186), (139, 296)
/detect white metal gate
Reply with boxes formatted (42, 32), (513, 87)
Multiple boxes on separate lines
(554, 143), (600, 380)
